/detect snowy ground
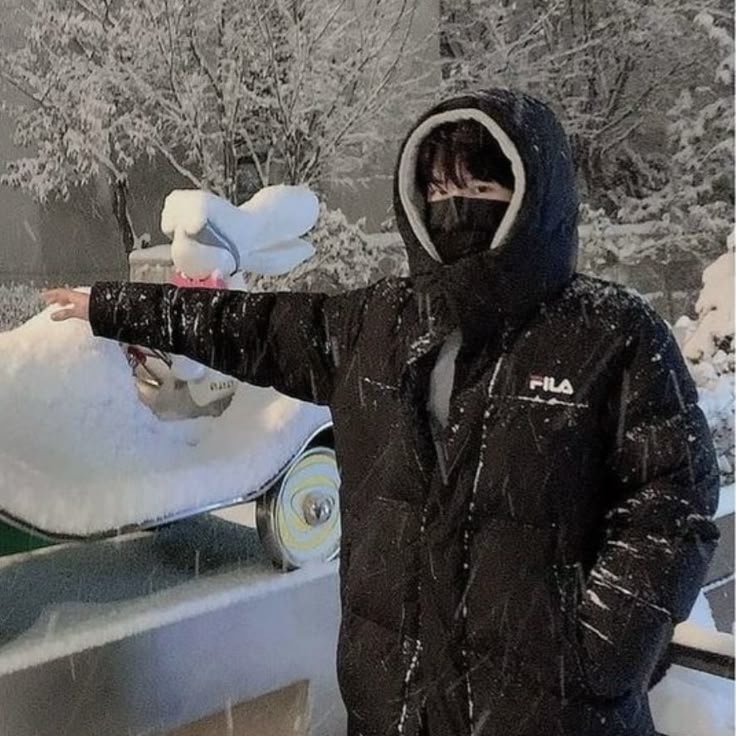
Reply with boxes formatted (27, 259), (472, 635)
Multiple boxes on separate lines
(648, 587), (734, 736)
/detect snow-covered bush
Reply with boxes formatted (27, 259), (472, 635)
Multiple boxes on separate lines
(674, 241), (734, 484)
(576, 204), (621, 274)
(250, 205), (407, 294)
(0, 284), (44, 332)
(577, 203), (724, 277)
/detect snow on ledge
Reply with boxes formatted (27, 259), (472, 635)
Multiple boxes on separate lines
(673, 623), (735, 658)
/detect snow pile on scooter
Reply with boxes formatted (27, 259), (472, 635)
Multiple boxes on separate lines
(0, 303), (329, 537)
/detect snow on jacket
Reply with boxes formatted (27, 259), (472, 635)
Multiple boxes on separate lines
(88, 89), (720, 736)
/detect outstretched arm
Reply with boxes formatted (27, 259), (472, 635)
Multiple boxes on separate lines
(576, 300), (720, 698)
(47, 282), (369, 405)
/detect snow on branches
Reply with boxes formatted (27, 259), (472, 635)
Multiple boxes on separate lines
(440, 0), (733, 219)
(0, 0), (428, 254)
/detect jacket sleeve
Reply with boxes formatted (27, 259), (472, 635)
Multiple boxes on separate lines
(576, 299), (721, 698)
(88, 281), (371, 405)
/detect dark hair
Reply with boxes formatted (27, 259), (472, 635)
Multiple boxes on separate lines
(416, 120), (515, 193)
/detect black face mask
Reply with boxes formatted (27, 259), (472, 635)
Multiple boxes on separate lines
(426, 197), (509, 264)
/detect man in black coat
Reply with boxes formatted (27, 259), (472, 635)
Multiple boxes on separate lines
(44, 89), (720, 736)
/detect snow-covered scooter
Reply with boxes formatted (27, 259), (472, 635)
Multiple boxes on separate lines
(0, 186), (340, 571)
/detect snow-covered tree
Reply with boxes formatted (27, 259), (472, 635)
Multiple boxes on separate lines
(0, 284), (45, 332)
(618, 11), (733, 237)
(575, 8), (733, 277)
(0, 0), (146, 252)
(440, 0), (732, 213)
(0, 0), (427, 254)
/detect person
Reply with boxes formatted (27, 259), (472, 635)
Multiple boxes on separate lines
(43, 88), (720, 736)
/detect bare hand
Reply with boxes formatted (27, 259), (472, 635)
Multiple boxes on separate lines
(41, 289), (91, 322)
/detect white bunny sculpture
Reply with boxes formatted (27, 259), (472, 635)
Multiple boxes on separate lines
(131, 185), (320, 415)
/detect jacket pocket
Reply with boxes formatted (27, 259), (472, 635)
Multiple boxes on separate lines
(559, 559), (674, 701)
(574, 580), (674, 700)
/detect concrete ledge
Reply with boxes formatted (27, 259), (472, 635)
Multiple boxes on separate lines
(0, 517), (345, 736)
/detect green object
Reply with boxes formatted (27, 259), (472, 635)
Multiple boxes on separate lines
(0, 521), (52, 557)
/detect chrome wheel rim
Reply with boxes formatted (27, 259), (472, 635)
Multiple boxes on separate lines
(257, 446), (341, 570)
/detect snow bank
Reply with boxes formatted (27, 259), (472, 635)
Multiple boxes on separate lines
(716, 483), (735, 518)
(683, 251), (735, 364)
(657, 250), (736, 736)
(650, 664), (734, 736)
(673, 623), (735, 658)
(650, 593), (735, 736)
(0, 305), (330, 537)
(675, 248), (735, 483)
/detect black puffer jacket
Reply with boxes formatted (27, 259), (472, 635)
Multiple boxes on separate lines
(89, 90), (720, 736)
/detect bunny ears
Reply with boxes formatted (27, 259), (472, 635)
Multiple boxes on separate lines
(161, 185), (321, 275)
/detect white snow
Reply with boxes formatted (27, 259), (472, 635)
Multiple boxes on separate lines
(674, 246), (735, 482)
(687, 251), (734, 362)
(0, 305), (330, 537)
(128, 244), (174, 264)
(673, 623), (735, 658)
(161, 186), (318, 254)
(650, 663), (735, 736)
(0, 185), (328, 537)
(161, 186), (319, 279)
(673, 248), (732, 362)
(715, 483), (735, 518)
(651, 593), (735, 736)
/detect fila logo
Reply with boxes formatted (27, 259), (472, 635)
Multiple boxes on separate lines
(529, 374), (574, 395)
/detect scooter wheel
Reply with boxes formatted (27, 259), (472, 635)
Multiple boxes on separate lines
(256, 445), (341, 571)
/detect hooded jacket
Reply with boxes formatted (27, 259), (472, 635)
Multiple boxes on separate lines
(88, 89), (720, 736)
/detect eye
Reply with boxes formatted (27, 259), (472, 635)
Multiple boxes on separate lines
(472, 182), (496, 194)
